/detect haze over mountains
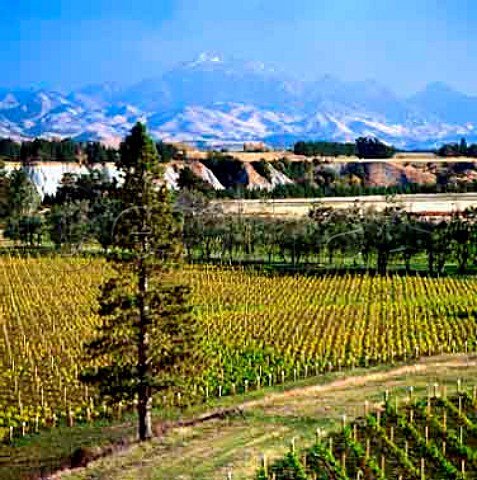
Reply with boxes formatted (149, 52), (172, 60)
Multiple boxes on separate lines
(2, 53), (477, 149)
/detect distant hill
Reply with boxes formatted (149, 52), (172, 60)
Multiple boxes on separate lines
(1, 53), (477, 149)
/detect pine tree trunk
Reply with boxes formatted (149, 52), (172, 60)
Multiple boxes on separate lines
(138, 393), (152, 441)
(138, 227), (152, 441)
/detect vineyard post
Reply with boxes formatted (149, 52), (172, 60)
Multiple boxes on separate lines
(366, 438), (370, 458)
(261, 453), (267, 475)
(442, 440), (446, 455)
(364, 400), (369, 416)
(420, 458), (425, 480)
(9, 426), (13, 443)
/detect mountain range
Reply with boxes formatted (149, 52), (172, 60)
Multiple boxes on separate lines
(2, 53), (477, 149)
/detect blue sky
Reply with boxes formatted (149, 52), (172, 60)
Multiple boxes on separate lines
(3, 0), (477, 95)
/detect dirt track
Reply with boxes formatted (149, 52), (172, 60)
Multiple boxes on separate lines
(217, 193), (477, 217)
(243, 354), (477, 409)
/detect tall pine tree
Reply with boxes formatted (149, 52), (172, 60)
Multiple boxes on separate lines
(81, 123), (199, 441)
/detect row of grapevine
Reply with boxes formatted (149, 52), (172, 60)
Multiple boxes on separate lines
(257, 387), (477, 479)
(2, 257), (477, 440)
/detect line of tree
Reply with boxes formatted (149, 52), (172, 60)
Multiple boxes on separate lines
(436, 138), (477, 158)
(0, 137), (181, 164)
(8, 164), (477, 277)
(0, 138), (118, 163)
(293, 141), (357, 157)
(293, 137), (396, 158)
(175, 191), (477, 276)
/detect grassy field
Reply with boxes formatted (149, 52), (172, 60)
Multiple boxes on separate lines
(184, 150), (477, 164)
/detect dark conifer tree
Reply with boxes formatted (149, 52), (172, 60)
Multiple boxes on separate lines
(81, 123), (200, 441)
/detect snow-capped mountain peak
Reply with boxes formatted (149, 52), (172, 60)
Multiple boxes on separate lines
(2, 56), (477, 149)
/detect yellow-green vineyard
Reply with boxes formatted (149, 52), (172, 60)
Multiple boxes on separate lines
(1, 255), (477, 440)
